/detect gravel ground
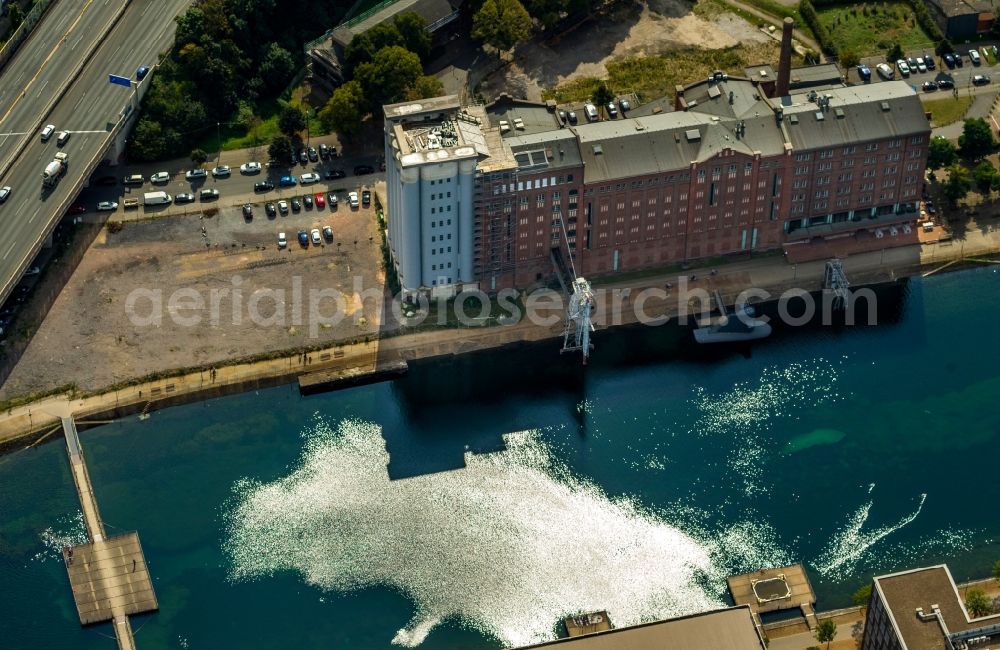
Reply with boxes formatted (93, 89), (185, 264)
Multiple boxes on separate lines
(0, 191), (385, 397)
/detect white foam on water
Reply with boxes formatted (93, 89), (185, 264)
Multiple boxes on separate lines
(34, 511), (87, 563)
(222, 419), (724, 647)
(812, 492), (927, 581)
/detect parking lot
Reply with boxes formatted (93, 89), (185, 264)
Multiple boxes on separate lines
(850, 44), (1000, 95)
(0, 182), (386, 398)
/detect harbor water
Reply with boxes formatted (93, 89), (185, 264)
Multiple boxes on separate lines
(1, 266), (999, 649)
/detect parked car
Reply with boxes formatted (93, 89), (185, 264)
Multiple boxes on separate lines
(354, 164), (375, 175)
(95, 175), (118, 186)
(307, 146), (318, 162)
(906, 56), (918, 69)
(922, 80), (938, 92)
(0, 186), (10, 203)
(969, 49), (981, 65)
(240, 162), (262, 174)
(96, 200), (118, 211)
(314, 192), (325, 208)
(23, 266), (41, 277)
(925, 56), (936, 70)
(185, 168), (208, 180)
(277, 232), (287, 249)
(943, 53), (956, 68)
(876, 63), (894, 80)
(938, 78), (955, 89)
(150, 171), (170, 183)
(323, 226), (333, 242)
(298, 149), (308, 164)
(303, 194), (313, 208)
(300, 172), (320, 184)
(200, 188), (219, 200)
(349, 191), (359, 208)
(212, 165), (231, 178)
(242, 204), (253, 219)
(325, 169), (346, 180)
(254, 180), (274, 192)
(567, 111), (578, 124)
(279, 176), (297, 187)
(328, 192), (338, 207)
(973, 74), (991, 85)
(606, 102), (618, 117)
(896, 59), (910, 77)
(319, 143), (329, 160)
(955, 53), (964, 67)
(265, 202), (276, 217)
(619, 98), (631, 112)
(857, 64), (871, 81)
(278, 200), (289, 215)
(915, 57), (927, 73)
(67, 204), (87, 215)
(291, 198), (301, 212)
(584, 103), (599, 121)
(362, 190), (371, 207)
(310, 228), (322, 245)
(175, 192), (195, 203)
(297, 230), (309, 246)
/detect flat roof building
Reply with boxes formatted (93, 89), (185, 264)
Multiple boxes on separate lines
(926, 0), (994, 40)
(861, 565), (1000, 650)
(516, 606), (766, 650)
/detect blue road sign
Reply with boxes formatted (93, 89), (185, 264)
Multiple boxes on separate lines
(108, 74), (132, 88)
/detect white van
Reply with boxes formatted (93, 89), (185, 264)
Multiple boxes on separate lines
(143, 191), (172, 206)
(584, 103), (599, 121)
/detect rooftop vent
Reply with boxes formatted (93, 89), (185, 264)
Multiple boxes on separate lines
(815, 111), (825, 121)
(760, 70), (768, 77)
(685, 129), (701, 142)
(835, 107), (845, 119)
(789, 115), (799, 124)
(592, 144), (604, 155)
(708, 86), (722, 99)
(634, 122), (645, 131)
(880, 101), (891, 112)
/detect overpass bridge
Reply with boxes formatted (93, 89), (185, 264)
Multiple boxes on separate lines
(0, 0), (191, 308)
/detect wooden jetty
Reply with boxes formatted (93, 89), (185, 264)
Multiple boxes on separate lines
(61, 416), (157, 649)
(728, 563), (817, 630)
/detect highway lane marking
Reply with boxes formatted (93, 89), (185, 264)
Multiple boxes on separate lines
(0, 0), (98, 128)
(2, 241), (15, 261)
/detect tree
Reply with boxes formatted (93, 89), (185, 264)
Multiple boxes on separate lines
(839, 48), (860, 69)
(190, 148), (209, 165)
(394, 12), (431, 61)
(927, 136), (958, 170)
(942, 164), (972, 205)
(129, 119), (169, 161)
(268, 134), (294, 163)
(472, 0), (532, 59)
(277, 104), (306, 137)
(406, 75), (445, 100)
(343, 22), (404, 74)
(7, 2), (26, 30)
(959, 117), (996, 159)
(936, 38), (955, 55)
(973, 159), (1000, 196)
(319, 80), (366, 139)
(852, 584), (872, 609)
(886, 42), (904, 63)
(259, 43), (296, 93)
(356, 45), (423, 110)
(592, 82), (614, 111)
(966, 588), (993, 617)
(815, 619), (837, 649)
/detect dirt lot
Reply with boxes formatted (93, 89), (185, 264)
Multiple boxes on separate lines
(483, 0), (771, 102)
(0, 192), (385, 398)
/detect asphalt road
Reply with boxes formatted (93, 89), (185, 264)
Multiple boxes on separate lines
(0, 0), (190, 305)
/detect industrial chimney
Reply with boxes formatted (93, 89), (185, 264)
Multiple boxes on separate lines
(776, 17), (794, 97)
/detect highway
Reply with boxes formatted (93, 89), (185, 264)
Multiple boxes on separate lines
(0, 0), (191, 305)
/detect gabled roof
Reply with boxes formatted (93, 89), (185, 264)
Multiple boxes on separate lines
(779, 81), (929, 150)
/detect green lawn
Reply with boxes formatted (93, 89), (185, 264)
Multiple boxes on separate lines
(818, 2), (935, 57)
(923, 96), (973, 126)
(194, 93), (328, 155)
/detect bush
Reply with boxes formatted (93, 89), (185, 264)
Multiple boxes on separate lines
(800, 0), (838, 57)
(107, 221), (124, 234)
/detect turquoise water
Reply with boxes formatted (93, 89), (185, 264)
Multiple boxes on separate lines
(2, 267), (1000, 649)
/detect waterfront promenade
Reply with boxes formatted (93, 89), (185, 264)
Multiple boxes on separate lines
(3, 211), (1000, 449)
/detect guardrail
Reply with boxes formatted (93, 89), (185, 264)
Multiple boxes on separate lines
(0, 0), (134, 306)
(0, 0), (58, 73)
